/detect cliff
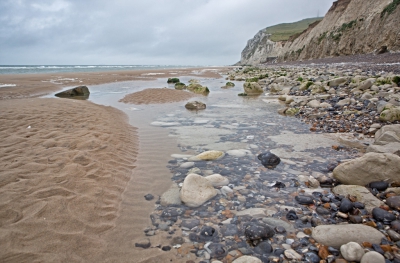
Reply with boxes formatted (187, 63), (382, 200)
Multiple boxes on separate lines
(238, 0), (400, 65)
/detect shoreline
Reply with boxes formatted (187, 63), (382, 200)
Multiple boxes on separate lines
(0, 67), (231, 100)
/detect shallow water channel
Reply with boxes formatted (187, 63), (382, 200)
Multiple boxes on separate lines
(50, 74), (358, 261)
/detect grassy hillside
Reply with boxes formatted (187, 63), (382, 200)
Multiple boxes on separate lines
(265, 17), (323, 42)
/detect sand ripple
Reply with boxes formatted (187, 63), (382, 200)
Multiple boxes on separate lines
(0, 98), (138, 262)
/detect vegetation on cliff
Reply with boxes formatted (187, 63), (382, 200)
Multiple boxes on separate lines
(265, 17), (322, 42)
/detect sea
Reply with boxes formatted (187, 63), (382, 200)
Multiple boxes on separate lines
(0, 65), (202, 75)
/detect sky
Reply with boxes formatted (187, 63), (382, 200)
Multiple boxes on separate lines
(0, 0), (334, 66)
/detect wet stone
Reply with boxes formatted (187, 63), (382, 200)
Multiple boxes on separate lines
(295, 195), (314, 205)
(244, 222), (275, 245)
(339, 198), (353, 213)
(254, 241), (273, 254)
(257, 152), (281, 169)
(372, 207), (396, 223)
(368, 181), (389, 192)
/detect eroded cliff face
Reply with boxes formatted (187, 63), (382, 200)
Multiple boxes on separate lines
(239, 30), (284, 65)
(239, 0), (400, 65)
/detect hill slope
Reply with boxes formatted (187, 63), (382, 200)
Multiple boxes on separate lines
(265, 17), (323, 42)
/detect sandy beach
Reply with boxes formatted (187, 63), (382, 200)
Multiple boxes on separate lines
(0, 67), (229, 262)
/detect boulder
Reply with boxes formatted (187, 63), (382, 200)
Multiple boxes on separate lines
(180, 174), (217, 207)
(374, 124), (400, 144)
(187, 83), (210, 95)
(312, 224), (385, 248)
(328, 77), (348, 87)
(333, 152), (400, 185)
(244, 82), (263, 95)
(174, 82), (186, 90)
(332, 185), (384, 212)
(189, 150), (225, 161)
(204, 174), (229, 187)
(185, 101), (206, 110)
(380, 107), (400, 122)
(232, 256), (262, 263)
(55, 86), (90, 99)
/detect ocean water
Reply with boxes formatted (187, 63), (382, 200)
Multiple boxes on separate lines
(0, 65), (201, 74)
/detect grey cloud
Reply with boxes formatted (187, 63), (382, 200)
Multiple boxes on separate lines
(0, 0), (334, 65)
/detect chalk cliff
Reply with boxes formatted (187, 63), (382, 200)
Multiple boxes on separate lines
(238, 0), (400, 65)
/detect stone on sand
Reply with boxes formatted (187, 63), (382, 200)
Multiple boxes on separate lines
(180, 174), (217, 207)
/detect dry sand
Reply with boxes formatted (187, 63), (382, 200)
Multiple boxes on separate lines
(119, 88), (199, 104)
(0, 67), (228, 100)
(0, 67), (228, 262)
(0, 98), (138, 262)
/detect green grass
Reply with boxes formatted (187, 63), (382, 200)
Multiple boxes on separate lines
(381, 0), (400, 17)
(264, 17), (323, 42)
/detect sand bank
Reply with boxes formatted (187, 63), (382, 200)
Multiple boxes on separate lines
(119, 88), (199, 104)
(0, 98), (138, 262)
(0, 67), (229, 100)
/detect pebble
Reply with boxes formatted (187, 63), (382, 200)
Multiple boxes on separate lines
(360, 251), (385, 263)
(340, 242), (365, 262)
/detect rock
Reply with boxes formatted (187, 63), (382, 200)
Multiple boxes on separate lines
(285, 107), (299, 116)
(284, 249), (302, 260)
(224, 82), (235, 88)
(55, 86), (90, 99)
(295, 195), (314, 205)
(244, 222), (275, 244)
(232, 256), (262, 263)
(189, 150), (225, 161)
(392, 220), (400, 233)
(187, 83), (210, 95)
(181, 219), (200, 230)
(368, 181), (389, 191)
(328, 77), (348, 87)
(340, 242), (365, 262)
(372, 207), (396, 222)
(167, 78), (180, 83)
(263, 217), (296, 233)
(257, 152), (280, 169)
(180, 162), (195, 169)
(333, 152), (400, 186)
(244, 82), (263, 95)
(376, 46), (388, 54)
(185, 101), (206, 110)
(337, 98), (351, 106)
(204, 174), (229, 187)
(135, 238), (151, 249)
(339, 198), (353, 213)
(307, 99), (321, 108)
(374, 124), (400, 145)
(387, 229), (400, 241)
(311, 85), (327, 94)
(312, 224), (385, 248)
(358, 80), (373, 91)
(380, 107), (400, 122)
(144, 194), (154, 201)
(366, 142), (400, 155)
(360, 251), (385, 263)
(180, 174), (217, 207)
(332, 185), (384, 212)
(174, 82), (186, 90)
(387, 196), (400, 210)
(236, 208), (268, 217)
(160, 184), (181, 206)
(226, 149), (252, 158)
(207, 243), (226, 259)
(220, 186), (233, 196)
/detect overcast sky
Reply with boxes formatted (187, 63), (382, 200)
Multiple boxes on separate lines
(0, 0), (334, 65)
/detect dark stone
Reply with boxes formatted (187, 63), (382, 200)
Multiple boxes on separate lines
(254, 241), (273, 254)
(349, 215), (363, 224)
(295, 195), (314, 205)
(170, 236), (185, 246)
(199, 226), (218, 242)
(257, 152), (281, 169)
(328, 247), (340, 256)
(304, 252), (320, 263)
(386, 196), (400, 210)
(162, 246), (171, 251)
(372, 243), (385, 255)
(135, 238), (151, 249)
(369, 181), (389, 191)
(144, 194), (154, 201)
(275, 226), (286, 234)
(316, 206), (331, 215)
(55, 86), (90, 99)
(181, 219), (200, 229)
(372, 207), (396, 223)
(208, 243), (226, 259)
(244, 222), (275, 245)
(339, 198), (353, 213)
(353, 202), (365, 209)
(161, 208), (180, 222)
(286, 210), (298, 220)
(220, 224), (238, 236)
(189, 233), (200, 242)
(167, 78), (180, 83)
(376, 46), (388, 55)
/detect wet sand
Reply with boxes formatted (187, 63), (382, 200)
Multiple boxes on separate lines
(0, 67), (229, 262)
(0, 67), (229, 100)
(119, 88), (199, 104)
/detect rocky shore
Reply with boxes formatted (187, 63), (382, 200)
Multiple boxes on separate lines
(138, 63), (400, 263)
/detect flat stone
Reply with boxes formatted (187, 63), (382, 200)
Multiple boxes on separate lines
(312, 224), (384, 248)
(332, 185), (384, 212)
(235, 208), (267, 218)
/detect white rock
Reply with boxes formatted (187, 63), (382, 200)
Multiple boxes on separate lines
(226, 149), (252, 158)
(340, 242), (365, 262)
(284, 249), (302, 260)
(205, 174), (229, 187)
(160, 184), (182, 206)
(180, 162), (195, 168)
(232, 256), (262, 263)
(360, 251), (385, 263)
(221, 186), (233, 196)
(188, 150), (225, 161)
(180, 174), (217, 207)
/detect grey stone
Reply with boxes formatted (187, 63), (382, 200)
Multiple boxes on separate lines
(333, 152), (400, 185)
(328, 77), (348, 87)
(180, 174), (217, 207)
(185, 101), (206, 110)
(160, 184), (182, 206)
(312, 224), (385, 248)
(360, 251), (385, 263)
(262, 217), (296, 233)
(332, 185), (384, 212)
(340, 242), (365, 262)
(358, 80), (373, 91)
(366, 142), (400, 154)
(284, 249), (302, 260)
(204, 174), (229, 187)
